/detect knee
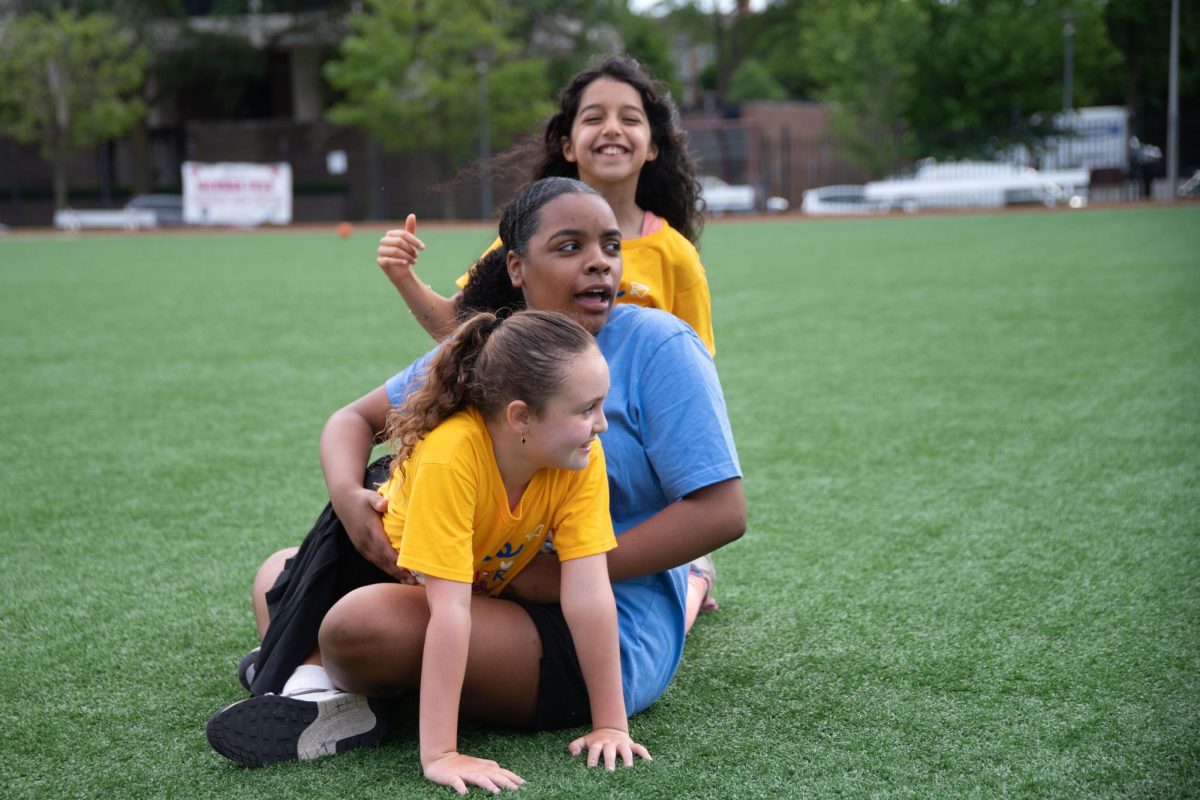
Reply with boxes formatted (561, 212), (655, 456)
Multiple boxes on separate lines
(319, 585), (427, 693)
(253, 547), (298, 592)
(319, 589), (381, 662)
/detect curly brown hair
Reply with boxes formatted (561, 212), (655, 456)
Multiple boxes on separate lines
(498, 54), (703, 245)
(385, 309), (597, 481)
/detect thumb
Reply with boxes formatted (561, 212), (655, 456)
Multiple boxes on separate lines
(370, 492), (388, 514)
(405, 213), (418, 236)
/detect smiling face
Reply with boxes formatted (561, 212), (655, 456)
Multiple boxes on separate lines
(506, 191), (624, 335)
(561, 77), (658, 191)
(523, 344), (609, 472)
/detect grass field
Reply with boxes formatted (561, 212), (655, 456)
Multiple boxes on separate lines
(1, 205), (1198, 799)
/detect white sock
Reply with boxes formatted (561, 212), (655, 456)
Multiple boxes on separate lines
(281, 664), (336, 697)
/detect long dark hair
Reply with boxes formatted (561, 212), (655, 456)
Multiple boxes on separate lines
(500, 54), (702, 244)
(386, 309), (596, 480)
(457, 176), (601, 319)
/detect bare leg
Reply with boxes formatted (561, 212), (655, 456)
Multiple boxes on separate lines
(684, 557), (719, 634)
(684, 574), (706, 633)
(251, 546), (319, 666)
(320, 583), (541, 728)
(252, 547), (296, 638)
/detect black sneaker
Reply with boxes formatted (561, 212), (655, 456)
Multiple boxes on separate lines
(205, 690), (389, 766)
(236, 647), (260, 693)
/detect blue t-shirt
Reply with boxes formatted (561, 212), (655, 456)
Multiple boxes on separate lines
(385, 304), (741, 713)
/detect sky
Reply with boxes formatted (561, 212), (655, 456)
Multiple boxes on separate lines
(627, 0), (770, 15)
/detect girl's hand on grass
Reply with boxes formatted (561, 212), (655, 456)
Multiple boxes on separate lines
(333, 487), (415, 583)
(377, 214), (425, 285)
(423, 752), (525, 795)
(568, 728), (652, 771)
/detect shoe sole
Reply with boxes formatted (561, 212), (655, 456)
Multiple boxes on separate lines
(206, 693), (387, 766)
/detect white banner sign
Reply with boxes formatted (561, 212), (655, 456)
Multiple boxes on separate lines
(182, 162), (292, 226)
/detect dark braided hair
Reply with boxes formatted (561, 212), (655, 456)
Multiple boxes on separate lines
(498, 54), (703, 245)
(457, 177), (601, 319)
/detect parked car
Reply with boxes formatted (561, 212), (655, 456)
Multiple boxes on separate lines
(698, 176), (789, 214)
(53, 206), (157, 231)
(125, 194), (186, 227)
(800, 185), (888, 216)
(863, 160), (1084, 212)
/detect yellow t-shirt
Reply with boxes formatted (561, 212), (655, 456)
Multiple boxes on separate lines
(458, 218), (716, 357)
(378, 407), (616, 596)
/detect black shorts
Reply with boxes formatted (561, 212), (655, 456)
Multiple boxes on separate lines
(507, 598), (591, 732)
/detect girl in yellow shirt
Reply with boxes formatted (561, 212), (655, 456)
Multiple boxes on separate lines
(208, 310), (651, 792)
(376, 55), (721, 626)
(376, 54), (716, 358)
(385, 309), (648, 792)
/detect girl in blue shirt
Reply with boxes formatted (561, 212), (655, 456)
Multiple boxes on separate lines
(207, 178), (743, 791)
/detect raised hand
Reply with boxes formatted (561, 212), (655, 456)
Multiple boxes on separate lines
(376, 213), (425, 286)
(568, 727), (652, 771)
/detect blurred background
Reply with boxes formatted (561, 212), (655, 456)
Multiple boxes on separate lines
(0, 0), (1195, 228)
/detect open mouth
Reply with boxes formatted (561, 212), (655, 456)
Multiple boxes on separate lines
(575, 287), (613, 310)
(596, 145), (629, 156)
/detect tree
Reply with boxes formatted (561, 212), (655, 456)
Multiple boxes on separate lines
(323, 0), (553, 216)
(501, 0), (676, 99)
(908, 0), (1124, 158)
(797, 0), (929, 175)
(726, 58), (789, 104)
(735, 0), (818, 102)
(0, 9), (148, 208)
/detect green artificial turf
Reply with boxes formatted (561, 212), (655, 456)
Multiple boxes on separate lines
(1, 206), (1197, 799)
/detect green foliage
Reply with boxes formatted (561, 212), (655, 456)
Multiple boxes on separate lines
(726, 58), (788, 104)
(505, 0), (624, 89)
(735, 0), (819, 101)
(797, 0), (928, 175)
(324, 0), (552, 167)
(613, 10), (679, 96)
(501, 0), (676, 99)
(675, 0), (1183, 169)
(0, 10), (147, 151)
(909, 0), (1124, 157)
(0, 9), (147, 206)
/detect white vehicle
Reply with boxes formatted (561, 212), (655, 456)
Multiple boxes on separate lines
(699, 176), (789, 214)
(1040, 106), (1131, 171)
(125, 194), (185, 227)
(863, 160), (1083, 212)
(800, 185), (888, 216)
(53, 206), (157, 231)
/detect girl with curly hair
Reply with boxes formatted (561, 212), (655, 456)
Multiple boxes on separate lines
(378, 53), (716, 358)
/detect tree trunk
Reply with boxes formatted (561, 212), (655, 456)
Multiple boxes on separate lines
(46, 54), (73, 209)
